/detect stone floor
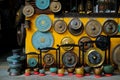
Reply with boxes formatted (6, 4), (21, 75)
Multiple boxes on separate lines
(0, 61), (120, 80)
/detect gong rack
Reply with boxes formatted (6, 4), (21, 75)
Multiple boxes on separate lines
(38, 47), (58, 69)
(57, 44), (81, 68)
(26, 52), (39, 69)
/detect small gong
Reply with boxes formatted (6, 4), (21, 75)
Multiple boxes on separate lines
(43, 53), (55, 66)
(78, 36), (93, 51)
(62, 51), (78, 67)
(103, 20), (118, 36)
(85, 20), (102, 38)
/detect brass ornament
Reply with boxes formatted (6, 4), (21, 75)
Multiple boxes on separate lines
(85, 48), (105, 67)
(85, 20), (102, 38)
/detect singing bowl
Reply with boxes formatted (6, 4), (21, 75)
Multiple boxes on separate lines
(84, 66), (92, 73)
(75, 67), (84, 75)
(93, 67), (103, 75)
(58, 68), (65, 74)
(34, 68), (39, 72)
(50, 67), (57, 73)
(103, 65), (114, 74)
(39, 69), (45, 74)
(67, 68), (75, 73)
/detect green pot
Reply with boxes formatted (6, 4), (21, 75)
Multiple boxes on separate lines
(50, 67), (57, 73)
(39, 69), (45, 74)
(84, 66), (92, 73)
(103, 65), (114, 74)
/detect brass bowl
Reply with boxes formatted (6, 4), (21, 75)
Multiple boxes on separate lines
(93, 68), (102, 75)
(75, 67), (84, 75)
(58, 68), (65, 74)
(67, 68), (75, 73)
(34, 68), (39, 72)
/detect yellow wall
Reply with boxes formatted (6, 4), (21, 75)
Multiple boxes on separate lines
(25, 13), (120, 66)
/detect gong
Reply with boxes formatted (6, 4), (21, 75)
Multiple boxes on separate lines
(22, 5), (34, 17)
(85, 20), (102, 37)
(32, 31), (54, 50)
(103, 20), (118, 36)
(35, 14), (52, 32)
(50, 1), (62, 13)
(28, 58), (38, 67)
(68, 18), (84, 36)
(43, 53), (55, 66)
(112, 44), (120, 65)
(85, 48), (105, 67)
(54, 20), (67, 34)
(95, 35), (109, 50)
(62, 51), (78, 67)
(61, 37), (75, 51)
(35, 0), (50, 10)
(78, 36), (93, 51)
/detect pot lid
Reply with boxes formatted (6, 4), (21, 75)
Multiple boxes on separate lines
(23, 5), (34, 17)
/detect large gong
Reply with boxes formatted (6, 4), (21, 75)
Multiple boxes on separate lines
(85, 48), (105, 67)
(103, 20), (118, 36)
(85, 20), (102, 37)
(61, 37), (75, 51)
(78, 36), (93, 51)
(54, 20), (67, 34)
(43, 53), (55, 66)
(62, 51), (78, 67)
(35, 14), (52, 32)
(35, 0), (50, 10)
(32, 31), (54, 50)
(68, 18), (84, 36)
(112, 44), (120, 65)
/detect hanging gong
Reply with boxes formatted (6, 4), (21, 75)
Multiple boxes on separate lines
(35, 14), (52, 32)
(32, 31), (54, 50)
(85, 48), (105, 67)
(103, 20), (118, 36)
(85, 20), (102, 37)
(68, 18), (84, 36)
(22, 5), (34, 17)
(62, 51), (78, 67)
(50, 1), (62, 13)
(17, 25), (26, 46)
(54, 20), (67, 34)
(43, 53), (55, 66)
(28, 58), (38, 67)
(112, 44), (120, 65)
(78, 36), (93, 51)
(35, 0), (50, 10)
(95, 35), (109, 50)
(61, 37), (75, 51)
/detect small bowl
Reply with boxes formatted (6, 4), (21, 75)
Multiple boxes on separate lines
(50, 67), (57, 73)
(39, 69), (45, 74)
(67, 68), (75, 73)
(75, 67), (84, 75)
(58, 68), (65, 74)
